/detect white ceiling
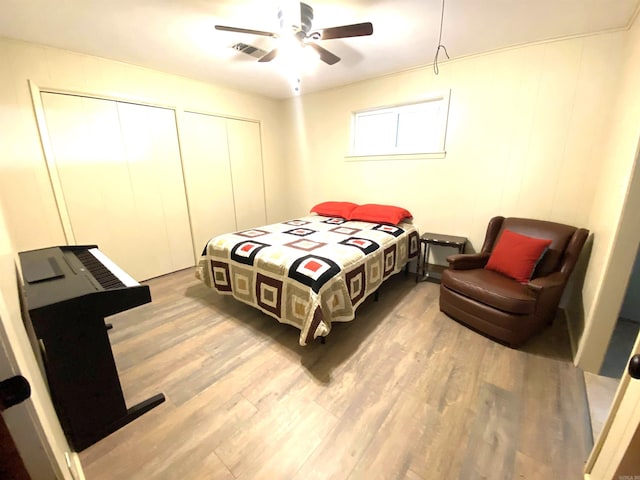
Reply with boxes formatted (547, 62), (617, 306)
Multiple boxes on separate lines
(0, 0), (638, 99)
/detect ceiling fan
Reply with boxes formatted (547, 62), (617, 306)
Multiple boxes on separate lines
(215, 2), (373, 66)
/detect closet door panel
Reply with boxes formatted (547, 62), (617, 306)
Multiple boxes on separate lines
(42, 93), (193, 280)
(180, 112), (236, 256)
(226, 119), (266, 230)
(117, 102), (193, 274)
(41, 93), (138, 272)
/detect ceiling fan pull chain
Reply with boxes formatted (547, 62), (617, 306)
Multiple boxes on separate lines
(434, 0), (449, 75)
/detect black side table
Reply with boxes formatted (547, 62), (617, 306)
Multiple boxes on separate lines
(417, 232), (467, 283)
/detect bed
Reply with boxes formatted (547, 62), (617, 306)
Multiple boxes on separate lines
(195, 203), (419, 345)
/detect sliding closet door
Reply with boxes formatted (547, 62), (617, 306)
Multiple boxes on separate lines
(41, 93), (192, 280)
(226, 119), (266, 230)
(116, 102), (193, 274)
(180, 112), (236, 256)
(41, 93), (137, 271)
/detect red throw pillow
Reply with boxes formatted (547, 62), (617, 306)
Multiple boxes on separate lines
(485, 229), (552, 283)
(348, 204), (413, 225)
(310, 201), (359, 219)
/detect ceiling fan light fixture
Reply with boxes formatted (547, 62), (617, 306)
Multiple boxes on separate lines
(217, 2), (374, 69)
(302, 43), (320, 63)
(278, 32), (302, 64)
(276, 35), (318, 94)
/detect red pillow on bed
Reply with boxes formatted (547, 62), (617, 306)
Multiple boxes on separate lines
(484, 229), (552, 283)
(348, 204), (413, 225)
(310, 201), (359, 219)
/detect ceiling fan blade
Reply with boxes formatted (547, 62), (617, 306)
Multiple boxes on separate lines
(318, 22), (373, 40)
(308, 42), (340, 65)
(258, 48), (279, 63)
(215, 25), (278, 38)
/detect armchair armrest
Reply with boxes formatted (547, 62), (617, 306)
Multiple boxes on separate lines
(526, 272), (566, 293)
(446, 252), (490, 270)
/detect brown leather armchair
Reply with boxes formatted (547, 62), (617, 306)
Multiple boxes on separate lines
(439, 216), (589, 347)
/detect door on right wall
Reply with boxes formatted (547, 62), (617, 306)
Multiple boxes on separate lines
(586, 332), (640, 478)
(600, 245), (640, 378)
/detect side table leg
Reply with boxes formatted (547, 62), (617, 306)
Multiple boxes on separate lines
(416, 240), (425, 283)
(424, 243), (432, 281)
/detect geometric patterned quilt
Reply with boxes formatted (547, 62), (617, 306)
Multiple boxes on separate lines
(196, 214), (419, 345)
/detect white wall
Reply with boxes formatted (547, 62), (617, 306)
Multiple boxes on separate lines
(0, 37), (289, 253)
(282, 32), (627, 356)
(576, 14), (640, 372)
(283, 33), (624, 244)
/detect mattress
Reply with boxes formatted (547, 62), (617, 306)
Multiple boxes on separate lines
(196, 214), (419, 345)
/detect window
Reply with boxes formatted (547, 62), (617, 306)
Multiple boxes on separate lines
(350, 90), (450, 158)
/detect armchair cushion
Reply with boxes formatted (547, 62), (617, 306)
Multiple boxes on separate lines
(484, 229), (552, 283)
(441, 268), (537, 315)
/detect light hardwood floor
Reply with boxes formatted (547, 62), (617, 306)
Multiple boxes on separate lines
(79, 268), (593, 479)
(584, 371), (619, 441)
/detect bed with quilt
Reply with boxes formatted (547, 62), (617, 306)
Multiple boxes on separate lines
(195, 202), (419, 345)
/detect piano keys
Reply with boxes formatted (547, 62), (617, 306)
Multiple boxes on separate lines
(18, 245), (165, 451)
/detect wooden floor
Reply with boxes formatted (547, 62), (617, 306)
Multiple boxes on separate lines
(584, 371), (619, 441)
(80, 268), (593, 479)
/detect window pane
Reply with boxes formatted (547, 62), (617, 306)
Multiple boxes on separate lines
(351, 90), (450, 157)
(354, 111), (397, 155)
(396, 104), (441, 152)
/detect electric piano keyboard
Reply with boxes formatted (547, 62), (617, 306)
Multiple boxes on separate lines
(18, 245), (165, 451)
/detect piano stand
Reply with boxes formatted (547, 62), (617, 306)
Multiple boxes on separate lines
(98, 393), (165, 443)
(18, 245), (164, 452)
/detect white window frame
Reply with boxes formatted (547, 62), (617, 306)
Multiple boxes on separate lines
(348, 89), (451, 160)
